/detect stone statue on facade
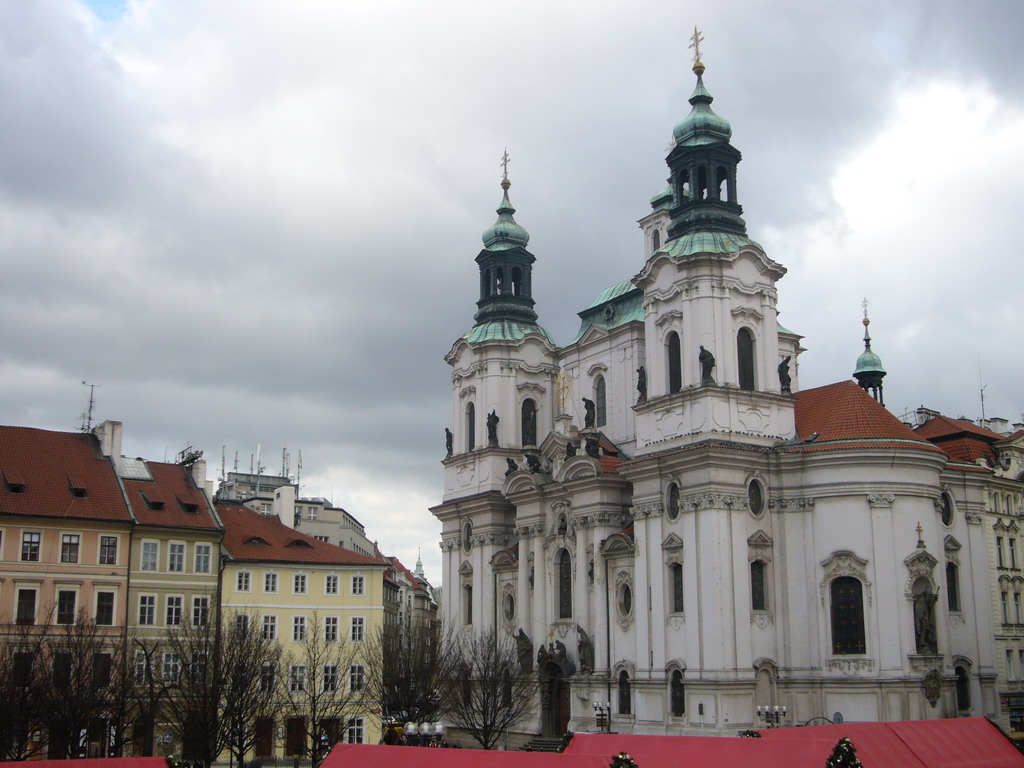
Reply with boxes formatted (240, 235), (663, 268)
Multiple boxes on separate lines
(487, 410), (499, 446)
(505, 457), (519, 476)
(582, 397), (596, 429)
(525, 453), (542, 474)
(636, 366), (647, 403)
(585, 436), (600, 458)
(445, 427), (453, 458)
(565, 441), (577, 458)
(577, 625), (594, 674)
(699, 345), (716, 385)
(778, 355), (792, 394)
(516, 629), (532, 673)
(914, 587), (939, 654)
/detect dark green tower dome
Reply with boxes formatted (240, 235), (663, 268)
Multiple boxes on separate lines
(482, 178), (530, 250)
(853, 311), (887, 405)
(672, 62), (733, 147)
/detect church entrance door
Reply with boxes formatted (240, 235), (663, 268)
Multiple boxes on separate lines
(541, 662), (570, 736)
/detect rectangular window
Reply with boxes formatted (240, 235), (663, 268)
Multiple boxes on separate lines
(100, 536), (118, 565)
(134, 651), (148, 683)
(235, 614), (250, 635)
(168, 542), (185, 572)
(325, 574), (339, 595)
(350, 616), (365, 643)
(16, 589), (36, 625)
(349, 664), (365, 692)
(139, 595), (156, 625)
(751, 560), (767, 611)
(1012, 539), (1019, 569)
(351, 575), (365, 596)
(13, 652), (34, 687)
(289, 664), (306, 692)
(21, 531), (41, 561)
(998, 537), (1006, 568)
(671, 563), (684, 613)
(1002, 591), (1010, 624)
(325, 616), (338, 643)
(308, 507), (318, 521)
(57, 589), (77, 624)
(53, 652), (72, 688)
(1008, 649), (1017, 682)
(93, 653), (112, 688)
(293, 615), (307, 642)
(163, 652), (180, 682)
(293, 574), (307, 594)
(347, 717), (364, 744)
(166, 596), (183, 626)
(262, 615), (277, 641)
(315, 535), (330, 542)
(323, 664), (339, 692)
(141, 541), (158, 571)
(193, 596), (209, 626)
(260, 663), (276, 693)
(265, 573), (278, 593)
(1016, 593), (1022, 624)
(61, 533), (80, 563)
(95, 592), (115, 625)
(194, 544), (211, 573)
(237, 571), (251, 592)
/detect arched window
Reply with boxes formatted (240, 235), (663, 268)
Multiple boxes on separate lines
(667, 332), (682, 394)
(618, 670), (631, 715)
(481, 269), (490, 298)
(946, 562), (961, 612)
(955, 665), (971, 711)
(671, 563), (684, 613)
(595, 377), (607, 427)
(652, 229), (661, 251)
(716, 165), (729, 200)
(830, 577), (866, 655)
(558, 549), (572, 619)
(670, 670), (685, 717)
(750, 560), (767, 611)
(697, 166), (708, 199)
(521, 399), (537, 446)
(466, 403), (475, 451)
(495, 267), (504, 294)
(737, 328), (755, 391)
(511, 267), (522, 297)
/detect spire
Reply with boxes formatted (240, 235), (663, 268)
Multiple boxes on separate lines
(664, 32), (747, 239)
(482, 150), (530, 250)
(414, 549), (425, 579)
(853, 298), (887, 404)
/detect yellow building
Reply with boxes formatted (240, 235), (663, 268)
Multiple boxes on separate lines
(219, 503), (388, 759)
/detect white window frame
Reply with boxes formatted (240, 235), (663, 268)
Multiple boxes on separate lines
(323, 664), (339, 692)
(141, 540), (159, 572)
(293, 615), (307, 642)
(350, 616), (365, 643)
(289, 664), (306, 692)
(168, 541), (186, 573)
(264, 572), (279, 593)
(21, 531), (41, 562)
(324, 615), (339, 643)
(60, 532), (81, 563)
(293, 573), (307, 595)
(262, 615), (278, 641)
(99, 534), (119, 565)
(351, 575), (365, 596)
(163, 652), (180, 682)
(347, 717), (365, 744)
(349, 664), (365, 692)
(55, 586), (79, 624)
(138, 594), (157, 626)
(194, 543), (212, 574)
(166, 595), (183, 626)
(192, 595), (210, 626)
(325, 574), (339, 595)
(237, 571), (251, 592)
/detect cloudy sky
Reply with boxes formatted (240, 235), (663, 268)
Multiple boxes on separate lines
(2, 1), (1022, 585)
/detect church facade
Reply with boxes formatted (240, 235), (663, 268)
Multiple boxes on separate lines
(431, 58), (996, 735)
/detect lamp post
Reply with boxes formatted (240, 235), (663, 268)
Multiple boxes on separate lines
(592, 701), (611, 732)
(756, 705), (788, 728)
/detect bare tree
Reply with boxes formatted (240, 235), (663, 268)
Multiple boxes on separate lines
(362, 620), (455, 737)
(163, 607), (224, 764)
(219, 611), (284, 766)
(440, 629), (538, 750)
(128, 635), (175, 757)
(0, 620), (51, 760)
(282, 612), (366, 766)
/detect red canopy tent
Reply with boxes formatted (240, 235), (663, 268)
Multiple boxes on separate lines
(324, 743), (608, 768)
(566, 731), (835, 767)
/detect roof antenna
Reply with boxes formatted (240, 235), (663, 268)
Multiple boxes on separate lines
(979, 354), (987, 425)
(79, 381), (100, 432)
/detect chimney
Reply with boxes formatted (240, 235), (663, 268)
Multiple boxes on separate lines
(273, 483), (297, 530)
(93, 420), (123, 459)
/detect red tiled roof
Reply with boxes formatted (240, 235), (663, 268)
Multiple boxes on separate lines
(597, 438), (623, 473)
(388, 556), (422, 587)
(219, 503), (387, 566)
(792, 381), (939, 452)
(124, 461), (221, 531)
(0, 426), (132, 523)
(914, 414), (1003, 442)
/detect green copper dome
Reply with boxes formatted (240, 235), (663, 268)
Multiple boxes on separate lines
(853, 320), (886, 375)
(672, 64), (732, 147)
(482, 179), (530, 250)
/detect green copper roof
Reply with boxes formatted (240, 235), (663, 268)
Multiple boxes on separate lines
(672, 72), (732, 147)
(650, 187), (674, 210)
(777, 321), (799, 336)
(854, 349), (885, 374)
(482, 179), (530, 250)
(663, 230), (761, 258)
(464, 320), (555, 346)
(569, 280), (645, 344)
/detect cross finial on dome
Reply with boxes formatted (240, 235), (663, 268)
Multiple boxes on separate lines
(500, 148), (511, 187)
(689, 26), (705, 74)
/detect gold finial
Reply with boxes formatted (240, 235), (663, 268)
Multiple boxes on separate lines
(500, 148), (511, 185)
(689, 26), (705, 74)
(916, 522), (925, 549)
(862, 297), (870, 327)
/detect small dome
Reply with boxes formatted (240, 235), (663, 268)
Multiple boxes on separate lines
(482, 179), (530, 250)
(854, 348), (886, 375)
(672, 69), (732, 148)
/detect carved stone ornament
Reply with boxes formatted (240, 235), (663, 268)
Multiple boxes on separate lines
(632, 503), (664, 519)
(440, 538), (460, 552)
(820, 550), (872, 607)
(751, 612), (775, 629)
(683, 493), (746, 512)
(867, 494), (896, 509)
(614, 570), (635, 631)
(903, 550), (938, 595)
(768, 497), (816, 512)
(748, 530), (774, 563)
(514, 523), (545, 538)
(826, 658), (876, 676)
(921, 669), (943, 708)
(944, 535), (962, 566)
(965, 509), (983, 525)
(909, 654), (943, 673)
(667, 615), (685, 631)
(576, 511), (631, 530)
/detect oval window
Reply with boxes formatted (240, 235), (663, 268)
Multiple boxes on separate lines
(748, 479), (765, 517)
(618, 583), (633, 617)
(940, 493), (953, 526)
(667, 483), (680, 521)
(503, 593), (515, 622)
(463, 522), (473, 553)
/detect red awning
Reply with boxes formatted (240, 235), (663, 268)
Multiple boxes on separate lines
(324, 743), (608, 768)
(566, 732), (836, 767)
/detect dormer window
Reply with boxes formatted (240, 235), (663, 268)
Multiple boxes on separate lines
(71, 486), (87, 498)
(177, 497), (199, 514)
(3, 468), (26, 493)
(6, 482), (24, 494)
(246, 536), (270, 546)
(141, 493), (164, 511)
(287, 539), (313, 548)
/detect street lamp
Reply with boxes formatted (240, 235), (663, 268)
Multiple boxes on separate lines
(756, 705), (788, 727)
(592, 701), (611, 732)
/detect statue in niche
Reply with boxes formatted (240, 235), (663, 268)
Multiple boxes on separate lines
(505, 457), (519, 476)
(582, 397), (596, 429)
(699, 345), (716, 385)
(553, 640), (568, 660)
(525, 453), (542, 474)
(778, 356), (792, 394)
(585, 436), (600, 458)
(577, 625), (594, 674)
(515, 629), (533, 673)
(565, 441), (577, 458)
(636, 366), (647, 403)
(445, 427), (453, 458)
(487, 410), (499, 446)
(914, 586), (939, 654)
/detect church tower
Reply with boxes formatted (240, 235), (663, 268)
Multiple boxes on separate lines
(433, 158), (560, 629)
(853, 301), (887, 404)
(632, 48), (799, 450)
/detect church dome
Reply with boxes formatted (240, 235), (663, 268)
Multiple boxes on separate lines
(672, 63), (733, 147)
(482, 179), (530, 250)
(853, 318), (886, 376)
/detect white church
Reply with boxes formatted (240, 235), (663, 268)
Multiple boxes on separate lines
(431, 52), (995, 735)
